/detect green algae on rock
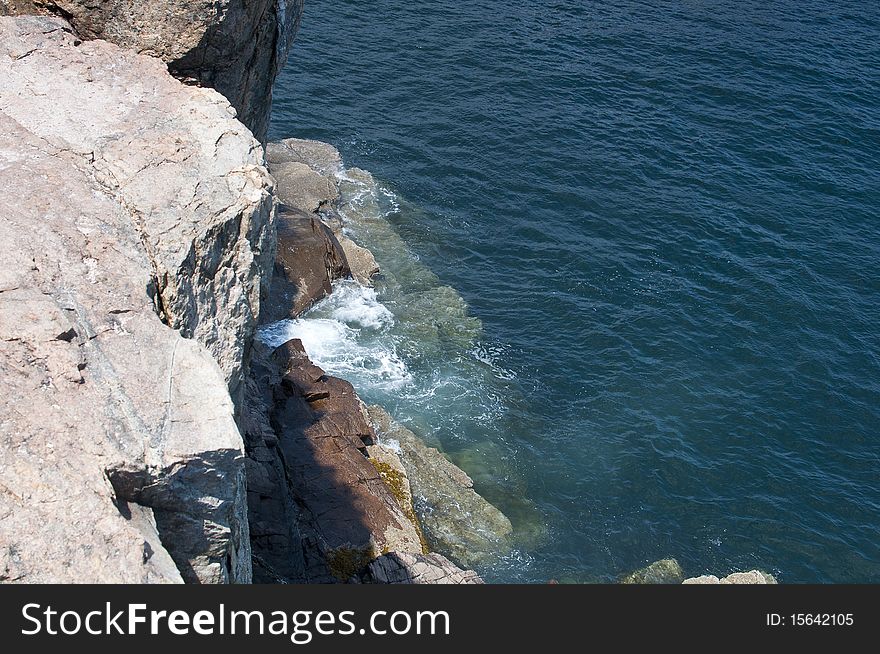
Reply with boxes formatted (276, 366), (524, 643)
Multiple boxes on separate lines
(620, 558), (685, 584)
(367, 405), (513, 569)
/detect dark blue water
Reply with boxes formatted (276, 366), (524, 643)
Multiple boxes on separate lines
(270, 0), (880, 583)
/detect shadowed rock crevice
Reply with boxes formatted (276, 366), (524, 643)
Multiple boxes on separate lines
(106, 451), (250, 584)
(242, 339), (427, 583)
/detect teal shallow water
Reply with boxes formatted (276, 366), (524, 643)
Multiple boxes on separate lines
(269, 0), (880, 582)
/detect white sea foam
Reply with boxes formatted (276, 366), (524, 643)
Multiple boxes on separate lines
(257, 280), (411, 391)
(310, 280), (394, 329)
(470, 342), (518, 381)
(377, 438), (402, 455)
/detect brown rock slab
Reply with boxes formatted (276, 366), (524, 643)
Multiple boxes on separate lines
(242, 340), (423, 583)
(263, 207), (351, 322)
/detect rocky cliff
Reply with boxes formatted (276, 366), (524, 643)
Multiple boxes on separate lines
(0, 0), (303, 141)
(0, 15), (275, 582)
(0, 9), (483, 584)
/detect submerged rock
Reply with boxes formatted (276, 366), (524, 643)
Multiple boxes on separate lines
(621, 558), (685, 584)
(0, 0), (304, 141)
(683, 570), (777, 584)
(332, 167), (484, 354)
(266, 138), (344, 175)
(393, 285), (484, 353)
(367, 405), (513, 569)
(0, 16), (270, 582)
(449, 441), (547, 552)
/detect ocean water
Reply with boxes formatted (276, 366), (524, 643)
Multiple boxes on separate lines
(268, 0), (880, 583)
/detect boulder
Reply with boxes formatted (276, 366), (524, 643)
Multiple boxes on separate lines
(367, 405), (513, 569)
(0, 16), (272, 583)
(273, 161), (339, 214)
(264, 137), (382, 316)
(0, 0), (302, 141)
(683, 570), (778, 584)
(621, 558), (685, 584)
(263, 207), (351, 322)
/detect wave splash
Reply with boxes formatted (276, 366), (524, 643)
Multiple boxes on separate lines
(258, 279), (412, 392)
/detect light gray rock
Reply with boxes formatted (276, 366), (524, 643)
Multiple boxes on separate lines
(0, 15), (276, 411)
(272, 161), (339, 215)
(683, 570), (778, 584)
(353, 552), (483, 585)
(0, 0), (303, 141)
(340, 237), (381, 286)
(367, 405), (513, 569)
(621, 558), (685, 584)
(365, 441), (428, 553)
(266, 138), (344, 175)
(0, 16), (270, 583)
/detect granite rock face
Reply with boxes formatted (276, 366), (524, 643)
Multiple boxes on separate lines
(367, 405), (513, 569)
(0, 16), (276, 410)
(0, 16), (273, 583)
(0, 0), (302, 141)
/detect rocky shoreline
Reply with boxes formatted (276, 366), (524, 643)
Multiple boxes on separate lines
(0, 7), (497, 584)
(243, 136), (516, 582)
(0, 6), (777, 585)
